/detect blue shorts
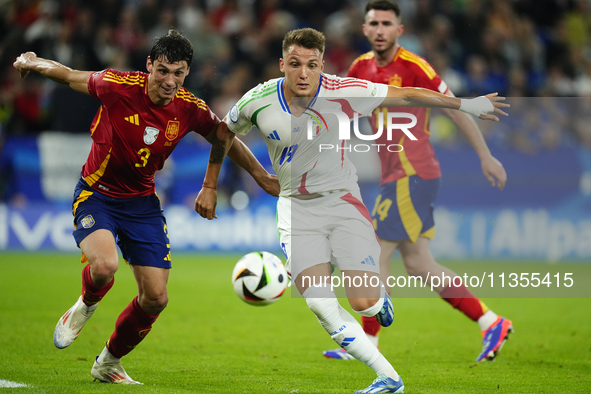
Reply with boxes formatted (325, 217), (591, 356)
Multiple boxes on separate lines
(370, 175), (440, 243)
(72, 179), (171, 268)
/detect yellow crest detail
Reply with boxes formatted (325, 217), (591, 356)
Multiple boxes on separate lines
(165, 120), (180, 141)
(388, 74), (402, 87)
(81, 215), (95, 229)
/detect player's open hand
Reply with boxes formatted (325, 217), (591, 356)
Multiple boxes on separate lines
(481, 155), (507, 190)
(13, 51), (37, 78)
(195, 187), (218, 220)
(479, 93), (510, 122)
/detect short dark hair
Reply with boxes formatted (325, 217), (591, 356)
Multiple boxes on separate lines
(282, 28), (326, 56)
(365, 0), (401, 21)
(150, 29), (193, 65)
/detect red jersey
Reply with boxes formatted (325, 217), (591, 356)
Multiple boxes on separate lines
(84, 69), (217, 198)
(348, 47), (449, 184)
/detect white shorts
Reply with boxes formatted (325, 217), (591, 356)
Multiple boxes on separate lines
(277, 187), (381, 281)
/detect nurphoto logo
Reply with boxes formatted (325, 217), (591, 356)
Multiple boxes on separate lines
(306, 108), (418, 153)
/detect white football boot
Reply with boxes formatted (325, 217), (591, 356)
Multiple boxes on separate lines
(53, 296), (98, 349)
(91, 347), (142, 385)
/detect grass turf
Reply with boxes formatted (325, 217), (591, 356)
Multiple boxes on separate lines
(0, 252), (590, 393)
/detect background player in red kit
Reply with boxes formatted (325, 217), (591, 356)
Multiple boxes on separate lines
(323, 0), (513, 362)
(13, 29), (278, 384)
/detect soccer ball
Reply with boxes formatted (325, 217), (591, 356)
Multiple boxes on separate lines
(232, 251), (287, 306)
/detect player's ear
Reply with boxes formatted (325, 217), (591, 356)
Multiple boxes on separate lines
(146, 56), (153, 73)
(321, 60), (325, 72)
(362, 23), (369, 37)
(398, 23), (404, 36)
(279, 58), (285, 73)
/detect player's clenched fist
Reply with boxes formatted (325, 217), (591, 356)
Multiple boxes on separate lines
(13, 51), (37, 78)
(195, 187), (218, 220)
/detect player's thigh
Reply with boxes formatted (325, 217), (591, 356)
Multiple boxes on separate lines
(398, 236), (432, 259)
(378, 237), (400, 279)
(371, 175), (440, 243)
(72, 183), (119, 269)
(131, 264), (169, 311)
(399, 237), (453, 278)
(79, 229), (119, 270)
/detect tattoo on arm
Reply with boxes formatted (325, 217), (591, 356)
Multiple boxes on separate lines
(209, 133), (226, 164)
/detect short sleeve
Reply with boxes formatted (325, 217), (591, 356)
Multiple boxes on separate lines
(345, 80), (389, 117)
(87, 69), (133, 106)
(413, 59), (449, 94)
(87, 69), (109, 101)
(224, 99), (254, 135)
(193, 103), (219, 137)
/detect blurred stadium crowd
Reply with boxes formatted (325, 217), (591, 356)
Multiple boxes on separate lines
(0, 0), (590, 150)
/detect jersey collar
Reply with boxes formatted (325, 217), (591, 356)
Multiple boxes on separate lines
(278, 75), (323, 115)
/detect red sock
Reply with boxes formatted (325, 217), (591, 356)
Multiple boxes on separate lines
(440, 284), (487, 322)
(107, 296), (158, 358)
(361, 315), (382, 336)
(81, 264), (114, 306)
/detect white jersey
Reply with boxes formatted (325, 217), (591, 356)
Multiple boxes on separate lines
(225, 74), (388, 197)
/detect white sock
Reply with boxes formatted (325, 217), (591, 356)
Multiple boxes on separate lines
(477, 310), (499, 331)
(96, 345), (120, 364)
(304, 285), (399, 380)
(366, 334), (379, 348)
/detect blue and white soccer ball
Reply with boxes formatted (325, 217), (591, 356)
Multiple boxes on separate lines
(232, 251), (287, 306)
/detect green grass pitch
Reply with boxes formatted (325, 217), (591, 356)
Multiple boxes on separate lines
(0, 252), (590, 393)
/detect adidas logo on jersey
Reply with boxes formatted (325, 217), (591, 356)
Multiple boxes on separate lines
(125, 114), (140, 125)
(266, 130), (280, 140)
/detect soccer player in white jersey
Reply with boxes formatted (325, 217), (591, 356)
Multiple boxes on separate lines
(195, 28), (508, 393)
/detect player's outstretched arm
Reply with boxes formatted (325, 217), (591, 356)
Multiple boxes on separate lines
(440, 90), (507, 190)
(226, 135), (280, 197)
(383, 86), (509, 121)
(196, 121), (236, 220)
(13, 52), (92, 95)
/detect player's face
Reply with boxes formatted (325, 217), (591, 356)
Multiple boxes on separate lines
(363, 9), (404, 55)
(280, 45), (324, 98)
(146, 56), (190, 105)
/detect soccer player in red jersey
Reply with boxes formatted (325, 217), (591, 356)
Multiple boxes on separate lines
(322, 0), (513, 363)
(13, 29), (278, 384)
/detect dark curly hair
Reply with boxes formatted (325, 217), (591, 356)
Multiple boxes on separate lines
(150, 28), (193, 65)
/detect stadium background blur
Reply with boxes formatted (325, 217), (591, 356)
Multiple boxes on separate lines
(0, 0), (590, 261)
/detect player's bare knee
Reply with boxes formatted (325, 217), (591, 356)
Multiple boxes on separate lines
(139, 292), (168, 315)
(88, 257), (118, 284)
(349, 297), (380, 313)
